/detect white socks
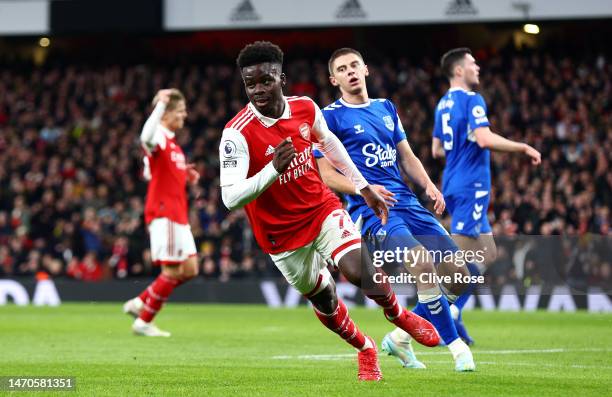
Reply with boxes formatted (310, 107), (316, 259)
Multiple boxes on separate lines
(389, 327), (411, 344)
(359, 337), (374, 351)
(417, 285), (443, 304)
(448, 338), (470, 360)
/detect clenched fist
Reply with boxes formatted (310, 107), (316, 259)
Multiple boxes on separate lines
(272, 138), (296, 173)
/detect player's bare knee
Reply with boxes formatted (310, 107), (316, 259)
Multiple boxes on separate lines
(447, 261), (470, 295)
(180, 257), (199, 280)
(403, 245), (433, 274)
(457, 262), (470, 277)
(161, 265), (182, 279)
(181, 267), (198, 281)
(483, 243), (497, 265)
(309, 284), (338, 315)
(409, 257), (436, 277)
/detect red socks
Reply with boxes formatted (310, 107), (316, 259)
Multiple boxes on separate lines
(314, 299), (366, 350)
(366, 275), (402, 320)
(139, 274), (182, 323)
(138, 286), (149, 304)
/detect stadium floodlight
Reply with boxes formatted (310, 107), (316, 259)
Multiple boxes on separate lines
(39, 37), (51, 48)
(523, 24), (540, 34)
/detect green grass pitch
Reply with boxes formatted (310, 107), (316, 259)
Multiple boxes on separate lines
(1, 304), (611, 396)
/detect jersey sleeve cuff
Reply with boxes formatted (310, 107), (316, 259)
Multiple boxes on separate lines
(264, 160), (280, 179)
(354, 180), (369, 192)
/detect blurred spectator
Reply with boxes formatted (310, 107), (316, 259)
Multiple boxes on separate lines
(0, 47), (609, 287)
(66, 252), (104, 282)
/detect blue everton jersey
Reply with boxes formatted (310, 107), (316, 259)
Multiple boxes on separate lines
(433, 88), (491, 196)
(314, 98), (418, 228)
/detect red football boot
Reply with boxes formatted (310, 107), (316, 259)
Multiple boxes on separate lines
(388, 308), (440, 347)
(357, 336), (383, 381)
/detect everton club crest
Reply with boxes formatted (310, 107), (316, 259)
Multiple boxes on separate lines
(383, 115), (394, 131)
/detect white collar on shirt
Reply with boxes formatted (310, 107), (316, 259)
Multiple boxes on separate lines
(339, 97), (371, 108)
(248, 96), (291, 128)
(448, 87), (467, 93)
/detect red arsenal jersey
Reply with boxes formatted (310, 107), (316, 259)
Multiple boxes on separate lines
(223, 96), (342, 254)
(144, 130), (189, 225)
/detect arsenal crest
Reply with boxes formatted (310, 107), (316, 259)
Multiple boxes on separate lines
(383, 115), (394, 131)
(299, 123), (310, 140)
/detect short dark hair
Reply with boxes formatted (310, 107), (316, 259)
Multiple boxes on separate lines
(236, 41), (284, 69)
(440, 47), (472, 80)
(328, 47), (364, 75)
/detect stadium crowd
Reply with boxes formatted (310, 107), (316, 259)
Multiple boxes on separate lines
(0, 48), (610, 289)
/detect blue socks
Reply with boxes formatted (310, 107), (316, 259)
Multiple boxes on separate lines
(414, 287), (459, 345)
(412, 302), (428, 318)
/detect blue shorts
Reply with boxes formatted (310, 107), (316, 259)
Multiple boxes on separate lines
(445, 190), (492, 238)
(364, 204), (458, 261)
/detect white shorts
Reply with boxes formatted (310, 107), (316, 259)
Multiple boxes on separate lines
(270, 209), (361, 296)
(148, 218), (197, 265)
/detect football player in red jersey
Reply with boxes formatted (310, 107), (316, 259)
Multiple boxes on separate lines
(219, 41), (439, 381)
(123, 89), (200, 337)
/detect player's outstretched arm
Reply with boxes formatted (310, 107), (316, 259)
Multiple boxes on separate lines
(313, 129), (388, 223)
(474, 127), (541, 165)
(311, 103), (388, 222)
(316, 157), (397, 206)
(314, 130), (368, 191)
(316, 156), (358, 194)
(397, 140), (445, 214)
(140, 89), (172, 149)
(360, 185), (389, 224)
(219, 130), (286, 210)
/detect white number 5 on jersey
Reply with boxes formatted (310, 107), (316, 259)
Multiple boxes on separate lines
(442, 113), (453, 150)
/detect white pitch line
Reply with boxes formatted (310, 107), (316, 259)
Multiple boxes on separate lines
(271, 347), (612, 361)
(413, 360), (612, 371)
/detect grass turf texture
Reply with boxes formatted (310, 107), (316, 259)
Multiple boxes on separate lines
(1, 304), (611, 396)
